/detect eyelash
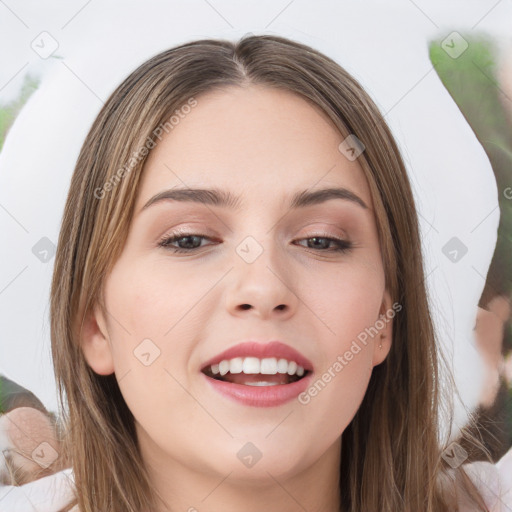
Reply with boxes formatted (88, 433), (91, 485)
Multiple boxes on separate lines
(157, 231), (353, 254)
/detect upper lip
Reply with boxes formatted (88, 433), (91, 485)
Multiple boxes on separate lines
(201, 341), (314, 372)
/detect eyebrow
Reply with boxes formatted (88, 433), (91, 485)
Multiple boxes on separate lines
(140, 186), (368, 212)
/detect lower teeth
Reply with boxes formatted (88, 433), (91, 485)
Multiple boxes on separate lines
(244, 381), (280, 386)
(207, 371), (306, 385)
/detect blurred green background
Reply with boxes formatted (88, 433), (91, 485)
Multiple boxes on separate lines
(0, 74), (39, 151)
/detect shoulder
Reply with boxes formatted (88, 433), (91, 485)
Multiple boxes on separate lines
(460, 447), (512, 511)
(0, 467), (76, 511)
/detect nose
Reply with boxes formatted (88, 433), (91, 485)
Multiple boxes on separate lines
(224, 243), (299, 320)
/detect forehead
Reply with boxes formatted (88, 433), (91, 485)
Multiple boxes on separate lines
(136, 85), (373, 212)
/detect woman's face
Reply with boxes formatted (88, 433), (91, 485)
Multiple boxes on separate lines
(82, 85), (393, 491)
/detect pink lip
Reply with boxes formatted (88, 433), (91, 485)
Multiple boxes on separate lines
(200, 341), (314, 372)
(200, 341), (314, 408)
(201, 371), (313, 407)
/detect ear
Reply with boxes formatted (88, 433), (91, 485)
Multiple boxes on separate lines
(79, 302), (115, 375)
(372, 289), (394, 367)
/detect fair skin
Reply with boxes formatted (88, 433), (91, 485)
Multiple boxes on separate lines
(81, 85), (393, 512)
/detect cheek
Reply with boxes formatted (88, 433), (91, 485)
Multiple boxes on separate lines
(103, 257), (210, 386)
(101, 262), (203, 429)
(295, 259), (382, 427)
(105, 257), (204, 339)
(299, 257), (385, 345)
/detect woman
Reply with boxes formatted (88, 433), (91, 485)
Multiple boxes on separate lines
(49, 34), (506, 511)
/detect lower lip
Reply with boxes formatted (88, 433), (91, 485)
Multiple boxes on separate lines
(201, 372), (313, 407)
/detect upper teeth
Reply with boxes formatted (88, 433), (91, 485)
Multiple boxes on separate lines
(210, 357), (305, 377)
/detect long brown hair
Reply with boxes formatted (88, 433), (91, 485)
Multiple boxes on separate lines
(50, 34), (491, 511)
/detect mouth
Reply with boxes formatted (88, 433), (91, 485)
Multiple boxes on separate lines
(199, 341), (314, 407)
(201, 357), (311, 386)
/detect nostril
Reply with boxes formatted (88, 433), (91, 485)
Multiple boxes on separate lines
(239, 304), (252, 310)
